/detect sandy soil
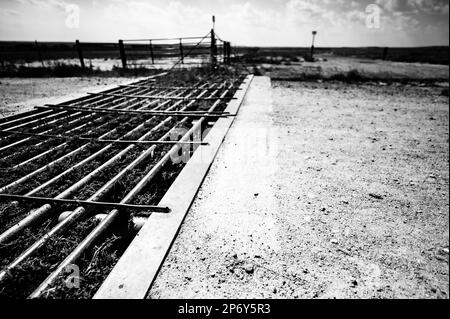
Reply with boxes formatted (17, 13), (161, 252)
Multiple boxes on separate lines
(259, 56), (449, 80)
(149, 78), (449, 299)
(0, 77), (138, 118)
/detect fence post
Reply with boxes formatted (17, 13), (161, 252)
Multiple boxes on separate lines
(75, 40), (85, 68)
(210, 29), (217, 67)
(179, 38), (184, 64)
(118, 39), (127, 69)
(149, 40), (154, 64)
(34, 40), (45, 68)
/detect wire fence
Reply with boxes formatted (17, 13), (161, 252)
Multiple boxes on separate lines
(0, 30), (234, 70)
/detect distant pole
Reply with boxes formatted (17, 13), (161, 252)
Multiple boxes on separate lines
(310, 31), (317, 61)
(75, 40), (85, 69)
(118, 39), (127, 69)
(34, 40), (45, 67)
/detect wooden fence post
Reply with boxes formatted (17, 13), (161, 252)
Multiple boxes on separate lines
(149, 40), (154, 64)
(179, 38), (184, 64)
(75, 40), (85, 68)
(34, 40), (45, 68)
(118, 39), (127, 69)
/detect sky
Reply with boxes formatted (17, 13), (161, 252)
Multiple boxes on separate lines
(0, 0), (448, 46)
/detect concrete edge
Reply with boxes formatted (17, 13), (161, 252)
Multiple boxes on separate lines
(93, 74), (254, 299)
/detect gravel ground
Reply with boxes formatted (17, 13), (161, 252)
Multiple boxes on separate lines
(258, 56), (449, 80)
(149, 77), (449, 299)
(0, 77), (141, 118)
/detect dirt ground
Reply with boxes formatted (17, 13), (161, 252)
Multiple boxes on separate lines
(0, 67), (448, 299)
(0, 77), (139, 118)
(149, 78), (449, 299)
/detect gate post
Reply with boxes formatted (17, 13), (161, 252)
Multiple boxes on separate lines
(210, 29), (217, 67)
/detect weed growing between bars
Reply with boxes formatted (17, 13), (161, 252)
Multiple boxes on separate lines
(0, 217), (100, 298)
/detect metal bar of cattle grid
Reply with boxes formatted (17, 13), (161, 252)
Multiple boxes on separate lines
(0, 194), (170, 213)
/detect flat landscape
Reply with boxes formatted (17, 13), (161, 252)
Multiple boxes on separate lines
(0, 55), (448, 299)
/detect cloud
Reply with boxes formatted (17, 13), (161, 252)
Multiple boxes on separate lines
(0, 8), (20, 17)
(1, 0), (448, 46)
(16, 0), (68, 11)
(376, 0), (449, 14)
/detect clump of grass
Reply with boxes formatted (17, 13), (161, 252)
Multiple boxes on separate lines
(329, 69), (365, 82)
(0, 217), (100, 298)
(0, 202), (33, 234)
(41, 226), (135, 299)
(0, 63), (163, 78)
(0, 63), (98, 77)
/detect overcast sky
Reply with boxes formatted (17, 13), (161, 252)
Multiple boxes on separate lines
(0, 0), (448, 46)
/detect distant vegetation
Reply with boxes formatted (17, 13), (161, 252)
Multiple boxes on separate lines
(0, 63), (162, 78)
(235, 46), (449, 66)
